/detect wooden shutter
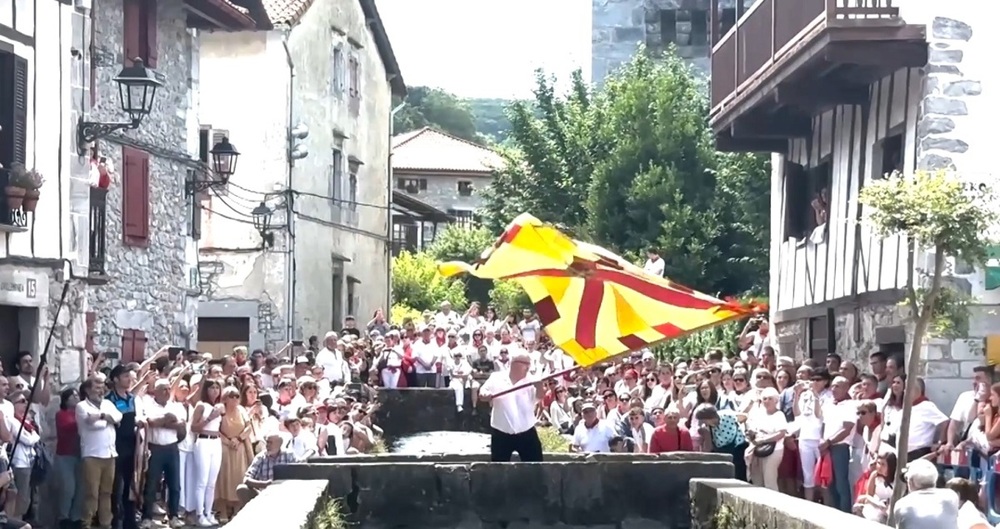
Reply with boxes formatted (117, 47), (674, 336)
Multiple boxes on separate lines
(190, 187), (202, 240)
(85, 312), (97, 354)
(12, 56), (27, 165)
(121, 329), (147, 363)
(122, 146), (150, 247)
(144, 0), (158, 68)
(123, 0), (141, 66)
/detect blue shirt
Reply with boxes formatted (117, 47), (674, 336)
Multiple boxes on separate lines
(710, 411), (747, 448)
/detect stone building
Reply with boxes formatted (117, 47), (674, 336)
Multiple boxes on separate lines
(591, 0), (752, 85)
(707, 0), (994, 412)
(196, 0), (406, 353)
(390, 127), (503, 254)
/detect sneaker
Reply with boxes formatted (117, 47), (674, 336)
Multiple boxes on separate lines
(197, 515), (214, 527)
(207, 513), (220, 525)
(153, 503), (166, 515)
(457, 405), (464, 413)
(169, 517), (186, 528)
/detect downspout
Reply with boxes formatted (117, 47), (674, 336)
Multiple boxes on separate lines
(282, 32), (297, 341)
(388, 100), (406, 311)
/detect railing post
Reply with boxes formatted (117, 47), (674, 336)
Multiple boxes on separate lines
(826, 0), (837, 22)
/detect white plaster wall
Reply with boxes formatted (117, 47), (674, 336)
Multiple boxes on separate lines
(198, 31), (289, 319)
(0, 0), (74, 261)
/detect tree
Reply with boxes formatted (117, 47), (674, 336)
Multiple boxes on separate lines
(860, 170), (997, 520)
(426, 225), (496, 304)
(394, 86), (481, 144)
(480, 50), (771, 296)
(391, 251), (467, 312)
(489, 280), (532, 315)
(467, 97), (514, 143)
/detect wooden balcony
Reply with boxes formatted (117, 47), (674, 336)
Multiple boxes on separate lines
(89, 187), (108, 276)
(709, 0), (927, 152)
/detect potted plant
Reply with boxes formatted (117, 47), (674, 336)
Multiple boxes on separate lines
(4, 163), (27, 210)
(18, 168), (44, 212)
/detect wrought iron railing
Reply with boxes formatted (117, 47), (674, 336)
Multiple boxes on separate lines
(89, 187), (108, 274)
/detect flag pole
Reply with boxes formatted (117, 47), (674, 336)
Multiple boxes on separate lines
(489, 311), (758, 399)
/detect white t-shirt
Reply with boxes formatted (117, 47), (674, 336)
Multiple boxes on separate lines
(796, 390), (832, 441)
(629, 422), (655, 452)
(284, 429), (318, 460)
(643, 257), (665, 278)
(573, 420), (616, 453)
(749, 409), (788, 454)
(480, 372), (538, 435)
(519, 319), (541, 343)
(906, 400), (949, 453)
(412, 340), (441, 374)
(823, 399), (857, 446)
(950, 390), (977, 433)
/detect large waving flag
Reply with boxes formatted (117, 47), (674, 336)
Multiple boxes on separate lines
(438, 213), (761, 366)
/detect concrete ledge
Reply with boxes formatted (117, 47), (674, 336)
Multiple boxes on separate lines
(227, 479), (327, 529)
(689, 478), (885, 529)
(373, 388), (491, 443)
(274, 459), (734, 528)
(299, 450), (733, 466)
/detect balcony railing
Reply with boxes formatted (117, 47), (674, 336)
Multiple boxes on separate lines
(710, 0), (901, 111)
(89, 187), (108, 275)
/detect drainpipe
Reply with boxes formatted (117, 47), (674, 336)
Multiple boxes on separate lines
(387, 100), (406, 311)
(282, 32), (297, 341)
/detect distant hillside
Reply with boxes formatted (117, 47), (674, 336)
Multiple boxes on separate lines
(466, 98), (513, 144)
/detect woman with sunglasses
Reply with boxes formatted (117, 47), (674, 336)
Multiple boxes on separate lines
(6, 390), (38, 520)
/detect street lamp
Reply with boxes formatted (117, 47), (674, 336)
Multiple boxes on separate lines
(251, 202), (275, 248)
(77, 59), (163, 154)
(186, 136), (241, 197)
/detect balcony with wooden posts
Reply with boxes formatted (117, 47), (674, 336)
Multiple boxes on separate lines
(709, 0), (927, 152)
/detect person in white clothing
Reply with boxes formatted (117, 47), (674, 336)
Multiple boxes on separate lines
(642, 248), (665, 278)
(171, 377), (197, 522)
(190, 379), (224, 527)
(77, 376), (123, 529)
(793, 368), (833, 503)
(478, 352), (543, 462)
(572, 401), (616, 453)
(412, 326), (440, 388)
(447, 350), (473, 412)
(141, 379), (187, 528)
(6, 390), (38, 518)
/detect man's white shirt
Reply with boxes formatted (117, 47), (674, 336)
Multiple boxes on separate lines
(480, 372), (537, 435)
(643, 258), (665, 278)
(76, 398), (124, 458)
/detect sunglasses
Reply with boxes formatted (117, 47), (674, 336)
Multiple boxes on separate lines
(13, 399), (26, 404)
(733, 378), (746, 383)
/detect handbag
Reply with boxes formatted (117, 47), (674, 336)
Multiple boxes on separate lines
(753, 442), (776, 458)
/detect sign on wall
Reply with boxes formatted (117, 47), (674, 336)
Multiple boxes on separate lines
(0, 267), (49, 308)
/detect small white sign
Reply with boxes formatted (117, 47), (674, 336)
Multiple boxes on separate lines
(0, 267), (49, 308)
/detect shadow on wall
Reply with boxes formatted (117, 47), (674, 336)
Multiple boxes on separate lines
(269, 453), (736, 528)
(373, 388), (491, 443)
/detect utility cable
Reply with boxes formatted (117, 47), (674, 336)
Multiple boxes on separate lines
(293, 209), (388, 242)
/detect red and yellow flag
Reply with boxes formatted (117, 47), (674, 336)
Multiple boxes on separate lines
(438, 213), (760, 366)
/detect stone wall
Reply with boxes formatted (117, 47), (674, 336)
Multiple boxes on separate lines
(265, 453), (734, 528)
(591, 0), (752, 85)
(373, 388), (491, 444)
(86, 0), (199, 354)
(690, 478), (885, 529)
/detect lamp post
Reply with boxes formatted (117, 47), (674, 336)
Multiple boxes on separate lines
(77, 59), (163, 154)
(252, 202), (274, 248)
(186, 136), (241, 196)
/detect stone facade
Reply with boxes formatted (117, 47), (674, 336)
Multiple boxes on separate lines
(397, 170), (489, 218)
(84, 0), (200, 356)
(591, 0), (752, 85)
(372, 388), (491, 444)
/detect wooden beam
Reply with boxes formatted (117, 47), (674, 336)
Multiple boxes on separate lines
(774, 82), (868, 108)
(824, 41), (929, 68)
(730, 114), (811, 138)
(715, 134), (787, 153)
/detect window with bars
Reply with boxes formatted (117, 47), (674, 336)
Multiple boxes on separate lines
(457, 181), (473, 197)
(447, 209), (476, 228)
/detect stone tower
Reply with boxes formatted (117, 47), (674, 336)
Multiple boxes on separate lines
(592, 0), (751, 85)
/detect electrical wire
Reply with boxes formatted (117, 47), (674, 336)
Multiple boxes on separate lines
(291, 188), (393, 212)
(200, 204), (286, 228)
(293, 209), (388, 241)
(105, 133), (208, 173)
(209, 187), (259, 219)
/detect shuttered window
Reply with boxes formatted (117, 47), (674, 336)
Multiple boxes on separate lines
(0, 52), (28, 167)
(121, 329), (147, 364)
(10, 56), (26, 165)
(122, 146), (150, 247)
(123, 0), (158, 68)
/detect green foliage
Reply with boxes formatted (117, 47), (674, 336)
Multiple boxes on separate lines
(394, 86), (481, 144)
(537, 426), (570, 453)
(652, 319), (746, 361)
(310, 496), (348, 529)
(425, 224), (495, 263)
(390, 304), (422, 326)
(391, 251), (467, 312)
(480, 50), (771, 296)
(920, 284), (973, 339)
(489, 280), (532, 315)
(467, 97), (514, 143)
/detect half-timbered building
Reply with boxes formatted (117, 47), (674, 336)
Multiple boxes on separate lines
(709, 0), (996, 408)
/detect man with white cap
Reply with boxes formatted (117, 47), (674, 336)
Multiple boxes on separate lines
(314, 332), (341, 381)
(479, 351), (544, 462)
(572, 400), (616, 453)
(434, 301), (462, 330)
(412, 325), (440, 388)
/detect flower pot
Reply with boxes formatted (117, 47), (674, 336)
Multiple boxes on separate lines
(22, 189), (39, 212)
(4, 186), (25, 210)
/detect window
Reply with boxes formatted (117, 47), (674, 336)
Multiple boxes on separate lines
(0, 51), (28, 167)
(120, 329), (147, 364)
(808, 313), (831, 363)
(448, 209), (476, 228)
(348, 55), (360, 98)
(720, 8), (737, 36)
(348, 165), (358, 212)
(122, 146), (150, 247)
(347, 277), (359, 317)
(198, 128), (210, 163)
(422, 223), (436, 246)
(123, 0), (158, 68)
(332, 46), (345, 96)
(457, 181), (473, 197)
(187, 170), (201, 240)
(331, 148), (344, 201)
(879, 133), (904, 178)
(783, 161), (831, 241)
(397, 178), (426, 193)
(661, 10), (708, 46)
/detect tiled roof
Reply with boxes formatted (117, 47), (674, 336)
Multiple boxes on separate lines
(261, 0), (315, 25)
(392, 127), (504, 174)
